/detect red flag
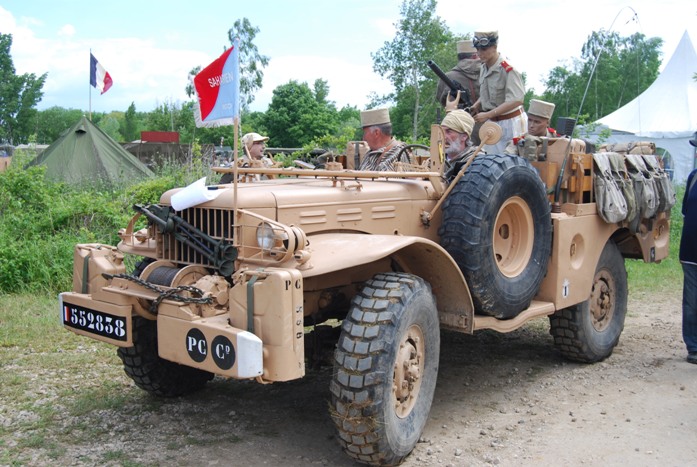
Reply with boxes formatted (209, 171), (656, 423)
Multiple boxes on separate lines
(90, 53), (113, 94)
(193, 40), (240, 127)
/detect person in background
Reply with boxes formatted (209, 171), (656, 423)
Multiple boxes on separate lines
(439, 109), (482, 183)
(358, 108), (410, 171)
(241, 132), (272, 165)
(220, 132), (273, 183)
(436, 40), (481, 145)
(505, 99), (558, 155)
(469, 30), (527, 154)
(681, 131), (697, 364)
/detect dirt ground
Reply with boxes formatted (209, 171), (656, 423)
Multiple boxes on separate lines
(4, 288), (697, 467)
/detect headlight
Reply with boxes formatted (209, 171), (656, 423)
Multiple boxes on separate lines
(256, 222), (276, 250)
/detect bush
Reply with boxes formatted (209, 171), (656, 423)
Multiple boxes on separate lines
(0, 161), (202, 294)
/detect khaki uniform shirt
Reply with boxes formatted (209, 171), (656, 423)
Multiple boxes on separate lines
(478, 53), (525, 111)
(436, 59), (481, 107)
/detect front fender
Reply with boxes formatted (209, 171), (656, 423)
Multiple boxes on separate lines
(303, 233), (474, 333)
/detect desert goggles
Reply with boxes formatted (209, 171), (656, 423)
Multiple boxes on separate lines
(473, 36), (497, 48)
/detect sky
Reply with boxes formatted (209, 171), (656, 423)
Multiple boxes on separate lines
(2, 0), (696, 117)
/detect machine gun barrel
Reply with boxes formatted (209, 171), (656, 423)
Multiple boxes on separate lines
(427, 60), (473, 110)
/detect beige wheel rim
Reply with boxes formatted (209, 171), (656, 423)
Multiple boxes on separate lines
(393, 324), (425, 418)
(590, 269), (615, 331)
(493, 196), (534, 277)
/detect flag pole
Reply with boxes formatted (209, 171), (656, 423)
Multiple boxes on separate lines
(89, 49), (92, 121)
(233, 116), (239, 223)
(232, 37), (241, 241)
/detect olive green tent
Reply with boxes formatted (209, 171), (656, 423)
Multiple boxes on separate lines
(28, 116), (154, 184)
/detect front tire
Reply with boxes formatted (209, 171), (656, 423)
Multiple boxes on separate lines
(330, 273), (440, 465)
(549, 240), (628, 362)
(117, 317), (214, 397)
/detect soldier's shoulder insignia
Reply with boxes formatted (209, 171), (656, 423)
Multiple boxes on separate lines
(500, 60), (513, 72)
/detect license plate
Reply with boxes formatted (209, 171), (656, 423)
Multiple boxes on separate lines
(61, 300), (128, 342)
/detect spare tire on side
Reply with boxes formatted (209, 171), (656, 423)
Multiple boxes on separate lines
(439, 153), (552, 319)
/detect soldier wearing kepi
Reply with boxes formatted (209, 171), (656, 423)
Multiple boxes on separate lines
(359, 108), (410, 171)
(436, 39), (482, 145)
(505, 99), (559, 156)
(469, 30), (527, 154)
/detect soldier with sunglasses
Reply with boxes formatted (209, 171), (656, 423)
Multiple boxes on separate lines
(469, 31), (527, 154)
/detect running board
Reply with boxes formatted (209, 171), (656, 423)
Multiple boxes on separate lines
(473, 300), (556, 333)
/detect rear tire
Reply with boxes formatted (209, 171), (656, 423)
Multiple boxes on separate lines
(117, 317), (214, 397)
(330, 273), (440, 465)
(549, 241), (628, 362)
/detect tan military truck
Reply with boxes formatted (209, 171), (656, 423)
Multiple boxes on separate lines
(59, 123), (672, 466)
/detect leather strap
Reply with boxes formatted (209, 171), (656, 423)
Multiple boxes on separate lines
(492, 107), (523, 122)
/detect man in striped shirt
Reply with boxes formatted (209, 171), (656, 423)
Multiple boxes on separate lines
(358, 108), (410, 171)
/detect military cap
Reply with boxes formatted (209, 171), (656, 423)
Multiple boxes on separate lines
(473, 31), (498, 49)
(360, 108), (391, 127)
(528, 99), (555, 120)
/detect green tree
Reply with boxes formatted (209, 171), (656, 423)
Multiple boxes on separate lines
(263, 80), (337, 148)
(228, 18), (270, 110)
(36, 106), (84, 144)
(370, 0), (455, 140)
(98, 113), (122, 141)
(542, 31), (662, 123)
(123, 102), (140, 142)
(0, 33), (47, 144)
(185, 66), (201, 99)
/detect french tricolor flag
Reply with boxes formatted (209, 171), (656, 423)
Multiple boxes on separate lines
(193, 38), (240, 128)
(90, 53), (113, 94)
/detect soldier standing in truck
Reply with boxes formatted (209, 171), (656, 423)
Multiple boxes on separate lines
(436, 40), (482, 144)
(469, 30), (526, 154)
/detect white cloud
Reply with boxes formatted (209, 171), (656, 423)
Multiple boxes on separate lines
(57, 24), (75, 37)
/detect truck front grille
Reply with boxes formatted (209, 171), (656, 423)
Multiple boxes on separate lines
(159, 207), (234, 267)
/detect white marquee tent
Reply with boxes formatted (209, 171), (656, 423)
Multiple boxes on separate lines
(592, 30), (697, 183)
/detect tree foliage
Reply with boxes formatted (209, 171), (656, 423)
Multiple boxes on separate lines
(35, 106), (85, 144)
(228, 18), (270, 110)
(263, 80), (338, 148)
(123, 102), (140, 142)
(0, 33), (47, 144)
(542, 31), (662, 124)
(370, 0), (455, 140)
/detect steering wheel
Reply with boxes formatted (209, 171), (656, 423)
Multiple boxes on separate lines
(396, 144), (430, 163)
